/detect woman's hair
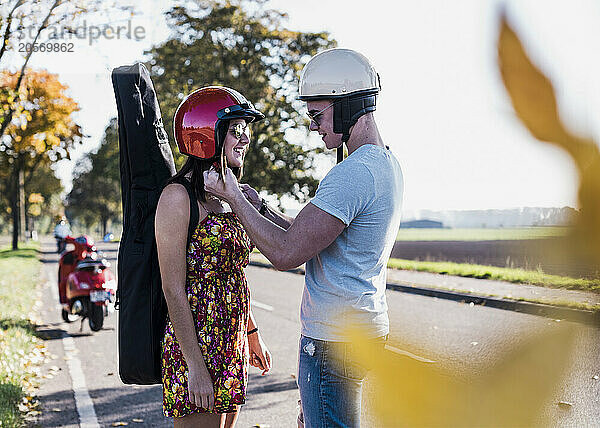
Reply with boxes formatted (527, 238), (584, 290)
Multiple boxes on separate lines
(167, 120), (242, 202)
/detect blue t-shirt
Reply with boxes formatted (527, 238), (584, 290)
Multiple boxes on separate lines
(302, 144), (403, 341)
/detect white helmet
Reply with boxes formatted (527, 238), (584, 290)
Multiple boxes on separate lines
(298, 48), (379, 100)
(298, 48), (381, 145)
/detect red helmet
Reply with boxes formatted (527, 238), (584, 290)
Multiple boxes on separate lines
(173, 86), (264, 159)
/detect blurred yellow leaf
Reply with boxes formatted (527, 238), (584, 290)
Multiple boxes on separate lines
(498, 14), (600, 268)
(498, 15), (570, 145)
(350, 324), (574, 427)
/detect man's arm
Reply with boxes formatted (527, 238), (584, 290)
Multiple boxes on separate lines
(206, 169), (345, 271)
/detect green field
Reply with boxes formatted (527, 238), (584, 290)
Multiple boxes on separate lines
(396, 227), (570, 241)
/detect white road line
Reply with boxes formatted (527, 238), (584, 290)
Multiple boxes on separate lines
(251, 299), (274, 311)
(47, 267), (100, 428)
(385, 345), (437, 364)
(62, 336), (100, 428)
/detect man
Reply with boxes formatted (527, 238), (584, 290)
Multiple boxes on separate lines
(54, 216), (71, 253)
(204, 48), (403, 427)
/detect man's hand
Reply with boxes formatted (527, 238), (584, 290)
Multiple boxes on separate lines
(203, 167), (242, 202)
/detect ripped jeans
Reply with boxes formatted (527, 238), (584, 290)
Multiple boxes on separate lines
(297, 335), (387, 428)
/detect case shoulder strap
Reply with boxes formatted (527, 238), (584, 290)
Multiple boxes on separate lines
(170, 177), (200, 245)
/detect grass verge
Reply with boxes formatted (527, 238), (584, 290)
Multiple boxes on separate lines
(387, 258), (600, 292)
(250, 250), (599, 292)
(0, 243), (46, 427)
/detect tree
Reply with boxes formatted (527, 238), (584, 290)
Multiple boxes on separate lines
(0, 68), (82, 249)
(0, 143), (64, 235)
(146, 0), (336, 205)
(24, 159), (63, 233)
(0, 0), (136, 137)
(67, 118), (121, 236)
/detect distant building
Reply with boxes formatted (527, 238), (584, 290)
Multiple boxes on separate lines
(400, 207), (578, 228)
(400, 219), (444, 229)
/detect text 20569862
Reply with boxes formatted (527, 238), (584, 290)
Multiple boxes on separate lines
(18, 42), (74, 53)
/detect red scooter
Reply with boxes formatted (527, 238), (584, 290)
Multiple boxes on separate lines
(58, 235), (116, 331)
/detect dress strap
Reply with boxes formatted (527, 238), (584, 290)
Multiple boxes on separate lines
(197, 199), (211, 214)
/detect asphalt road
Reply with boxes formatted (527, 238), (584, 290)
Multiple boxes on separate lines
(32, 239), (599, 427)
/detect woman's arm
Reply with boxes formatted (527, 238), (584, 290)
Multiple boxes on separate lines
(240, 184), (293, 230)
(155, 183), (215, 410)
(262, 203), (294, 230)
(246, 309), (272, 375)
(247, 309), (258, 332)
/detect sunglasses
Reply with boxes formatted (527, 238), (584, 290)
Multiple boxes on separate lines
(306, 102), (336, 127)
(230, 122), (250, 139)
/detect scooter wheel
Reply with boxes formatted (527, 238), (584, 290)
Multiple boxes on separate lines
(88, 304), (104, 331)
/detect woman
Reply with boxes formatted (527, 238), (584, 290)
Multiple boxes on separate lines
(155, 86), (272, 428)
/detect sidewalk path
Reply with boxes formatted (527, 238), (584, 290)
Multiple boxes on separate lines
(385, 268), (600, 308)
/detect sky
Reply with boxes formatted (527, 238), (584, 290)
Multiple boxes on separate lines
(4, 0), (600, 213)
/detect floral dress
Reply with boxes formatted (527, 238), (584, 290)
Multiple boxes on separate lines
(161, 211), (253, 417)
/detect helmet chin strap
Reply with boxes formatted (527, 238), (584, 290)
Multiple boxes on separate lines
(336, 146), (344, 164)
(336, 137), (346, 164)
(333, 93), (377, 164)
(220, 149), (227, 181)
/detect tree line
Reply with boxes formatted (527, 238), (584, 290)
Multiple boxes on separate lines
(0, 0), (335, 248)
